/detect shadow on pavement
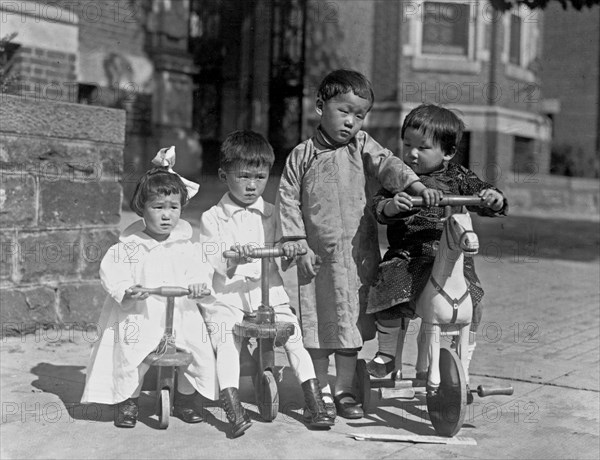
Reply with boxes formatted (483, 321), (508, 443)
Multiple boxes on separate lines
(30, 362), (113, 423)
(28, 363), (198, 427)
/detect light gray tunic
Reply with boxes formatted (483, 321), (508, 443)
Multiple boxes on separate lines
(276, 129), (418, 349)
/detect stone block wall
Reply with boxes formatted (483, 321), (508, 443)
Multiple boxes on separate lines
(0, 94), (125, 336)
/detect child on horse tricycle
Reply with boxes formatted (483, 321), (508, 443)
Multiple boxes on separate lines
(366, 104), (507, 395)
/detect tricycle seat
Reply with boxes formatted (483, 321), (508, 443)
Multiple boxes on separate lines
(143, 350), (193, 367)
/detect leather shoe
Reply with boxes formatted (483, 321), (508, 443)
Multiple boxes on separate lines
(333, 392), (363, 419)
(173, 405), (203, 423)
(174, 392), (203, 423)
(366, 352), (396, 378)
(322, 393), (337, 419)
(114, 398), (138, 428)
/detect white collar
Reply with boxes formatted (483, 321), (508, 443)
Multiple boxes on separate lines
(119, 218), (193, 250)
(214, 193), (272, 221)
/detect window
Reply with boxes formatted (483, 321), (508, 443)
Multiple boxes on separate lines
(509, 13), (522, 66)
(503, 4), (539, 78)
(407, 0), (482, 72)
(422, 1), (470, 56)
(0, 37), (20, 91)
(512, 136), (536, 174)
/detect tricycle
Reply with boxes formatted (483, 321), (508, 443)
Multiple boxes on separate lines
(134, 285), (210, 429)
(223, 246), (305, 422)
(356, 195), (514, 437)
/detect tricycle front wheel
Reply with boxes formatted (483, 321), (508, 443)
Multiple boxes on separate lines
(254, 370), (279, 422)
(158, 388), (170, 429)
(426, 348), (467, 437)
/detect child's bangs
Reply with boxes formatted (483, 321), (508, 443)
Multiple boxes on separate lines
(403, 106), (464, 153)
(318, 70), (374, 105)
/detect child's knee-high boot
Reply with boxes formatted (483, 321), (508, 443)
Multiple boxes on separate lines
(301, 378), (335, 428)
(220, 387), (252, 438)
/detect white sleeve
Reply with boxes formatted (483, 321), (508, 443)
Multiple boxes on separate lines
(99, 242), (135, 304)
(182, 240), (215, 287)
(198, 212), (227, 278)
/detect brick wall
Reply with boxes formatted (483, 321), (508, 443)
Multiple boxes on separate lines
(9, 47), (77, 102)
(540, 2), (599, 159)
(0, 94), (125, 336)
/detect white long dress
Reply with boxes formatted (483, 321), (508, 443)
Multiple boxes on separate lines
(81, 219), (219, 404)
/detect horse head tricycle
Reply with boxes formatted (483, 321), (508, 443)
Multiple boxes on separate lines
(223, 246), (306, 422)
(357, 195), (513, 437)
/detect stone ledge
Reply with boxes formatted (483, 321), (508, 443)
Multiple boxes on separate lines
(0, 95), (126, 144)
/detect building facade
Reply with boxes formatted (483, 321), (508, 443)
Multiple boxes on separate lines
(1, 0), (551, 192)
(539, 1), (599, 177)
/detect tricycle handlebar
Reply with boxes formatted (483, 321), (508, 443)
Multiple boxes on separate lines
(128, 286), (211, 297)
(409, 195), (484, 208)
(223, 246), (307, 260)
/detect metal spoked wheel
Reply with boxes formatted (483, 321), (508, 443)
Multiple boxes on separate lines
(254, 370), (279, 421)
(158, 388), (170, 429)
(426, 348), (467, 437)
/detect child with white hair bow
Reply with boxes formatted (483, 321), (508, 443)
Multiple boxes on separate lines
(81, 147), (218, 429)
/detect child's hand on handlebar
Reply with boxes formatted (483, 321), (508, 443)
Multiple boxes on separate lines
(123, 285), (150, 301)
(281, 241), (304, 260)
(188, 283), (211, 298)
(229, 243), (257, 264)
(295, 239), (319, 281)
(121, 285), (149, 308)
(479, 189), (504, 211)
(420, 187), (444, 207)
(384, 192), (414, 216)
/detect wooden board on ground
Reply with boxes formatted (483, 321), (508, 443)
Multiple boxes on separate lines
(349, 433), (477, 446)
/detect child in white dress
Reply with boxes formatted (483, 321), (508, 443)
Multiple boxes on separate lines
(81, 148), (218, 428)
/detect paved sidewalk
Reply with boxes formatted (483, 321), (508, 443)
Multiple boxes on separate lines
(1, 211), (599, 459)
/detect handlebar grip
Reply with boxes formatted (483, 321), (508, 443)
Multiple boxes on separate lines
(223, 246), (308, 259)
(128, 286), (192, 297)
(475, 385), (514, 397)
(409, 195), (484, 208)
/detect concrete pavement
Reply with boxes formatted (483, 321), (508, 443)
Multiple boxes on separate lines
(1, 212), (599, 459)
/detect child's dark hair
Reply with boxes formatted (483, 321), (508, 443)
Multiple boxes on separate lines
(220, 130), (275, 171)
(401, 104), (465, 156)
(129, 168), (188, 217)
(317, 69), (375, 109)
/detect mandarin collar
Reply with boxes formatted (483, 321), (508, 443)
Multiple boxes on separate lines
(214, 193), (272, 221)
(119, 218), (193, 250)
(314, 126), (360, 153)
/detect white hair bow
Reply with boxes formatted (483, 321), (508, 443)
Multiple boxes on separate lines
(151, 146), (200, 200)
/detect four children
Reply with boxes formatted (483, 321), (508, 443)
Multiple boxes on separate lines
(82, 69), (507, 436)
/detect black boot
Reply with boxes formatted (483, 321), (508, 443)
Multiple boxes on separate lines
(301, 379), (335, 428)
(114, 397), (138, 428)
(220, 387), (252, 438)
(173, 391), (203, 423)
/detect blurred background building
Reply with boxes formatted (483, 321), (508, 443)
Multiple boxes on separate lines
(1, 0), (598, 200)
